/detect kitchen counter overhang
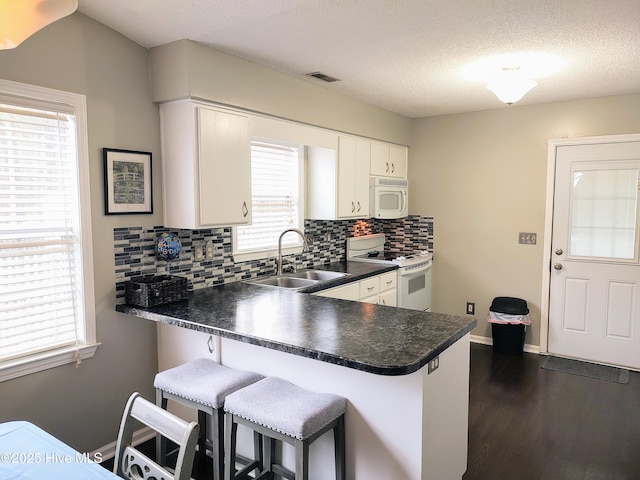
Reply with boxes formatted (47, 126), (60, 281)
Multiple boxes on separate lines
(116, 265), (476, 376)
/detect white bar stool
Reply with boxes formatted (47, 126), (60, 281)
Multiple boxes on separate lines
(154, 358), (263, 480)
(223, 376), (347, 480)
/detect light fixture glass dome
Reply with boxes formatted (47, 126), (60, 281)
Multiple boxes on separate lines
(486, 67), (538, 104)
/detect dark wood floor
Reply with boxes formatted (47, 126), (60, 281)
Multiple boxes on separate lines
(464, 343), (640, 480)
(104, 343), (640, 480)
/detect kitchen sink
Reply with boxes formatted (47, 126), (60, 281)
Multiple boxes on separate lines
(289, 270), (349, 281)
(243, 269), (349, 290)
(244, 276), (318, 290)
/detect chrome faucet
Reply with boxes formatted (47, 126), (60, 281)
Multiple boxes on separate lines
(276, 228), (310, 275)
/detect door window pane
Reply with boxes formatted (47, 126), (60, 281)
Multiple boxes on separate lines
(570, 167), (639, 259)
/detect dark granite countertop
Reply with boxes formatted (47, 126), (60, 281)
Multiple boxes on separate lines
(116, 262), (477, 376)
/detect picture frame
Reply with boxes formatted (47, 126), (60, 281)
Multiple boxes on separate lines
(103, 148), (153, 215)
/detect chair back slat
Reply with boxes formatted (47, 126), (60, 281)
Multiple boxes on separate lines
(114, 392), (199, 480)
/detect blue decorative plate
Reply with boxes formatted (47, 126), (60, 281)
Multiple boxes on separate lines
(155, 232), (182, 261)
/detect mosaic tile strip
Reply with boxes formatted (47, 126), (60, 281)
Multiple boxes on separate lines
(113, 216), (433, 303)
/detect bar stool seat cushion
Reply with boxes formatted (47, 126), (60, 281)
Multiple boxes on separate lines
(154, 358), (263, 409)
(224, 377), (346, 440)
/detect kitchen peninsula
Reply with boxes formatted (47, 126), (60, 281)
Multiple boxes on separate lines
(117, 265), (476, 480)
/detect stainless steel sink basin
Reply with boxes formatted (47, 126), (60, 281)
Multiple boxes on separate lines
(243, 269), (349, 290)
(244, 276), (318, 290)
(289, 270), (349, 281)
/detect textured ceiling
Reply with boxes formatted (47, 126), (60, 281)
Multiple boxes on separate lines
(77, 0), (640, 118)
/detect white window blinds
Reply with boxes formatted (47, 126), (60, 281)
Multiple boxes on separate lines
(0, 100), (86, 363)
(235, 140), (302, 253)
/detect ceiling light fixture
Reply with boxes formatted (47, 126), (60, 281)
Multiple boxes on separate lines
(0, 0), (78, 50)
(461, 53), (567, 105)
(486, 67), (537, 104)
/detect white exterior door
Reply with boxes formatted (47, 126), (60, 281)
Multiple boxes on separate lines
(548, 139), (640, 369)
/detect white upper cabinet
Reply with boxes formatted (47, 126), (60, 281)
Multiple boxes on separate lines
(337, 136), (370, 218)
(370, 142), (408, 178)
(307, 136), (370, 220)
(160, 100), (251, 229)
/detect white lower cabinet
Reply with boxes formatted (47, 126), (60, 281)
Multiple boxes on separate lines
(314, 281), (360, 301)
(315, 271), (397, 306)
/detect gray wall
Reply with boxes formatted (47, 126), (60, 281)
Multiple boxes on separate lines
(409, 94), (640, 348)
(0, 13), (161, 451)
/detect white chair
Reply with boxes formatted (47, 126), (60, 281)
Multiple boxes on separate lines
(114, 392), (199, 480)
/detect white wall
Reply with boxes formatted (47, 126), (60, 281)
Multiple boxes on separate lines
(409, 94), (640, 347)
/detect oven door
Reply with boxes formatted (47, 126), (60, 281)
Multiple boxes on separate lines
(398, 263), (432, 311)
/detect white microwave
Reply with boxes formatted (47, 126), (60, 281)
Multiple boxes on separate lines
(370, 177), (408, 219)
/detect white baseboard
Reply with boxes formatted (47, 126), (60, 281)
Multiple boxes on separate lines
(92, 426), (155, 461)
(470, 334), (540, 354)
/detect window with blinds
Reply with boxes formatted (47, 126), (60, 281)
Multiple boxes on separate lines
(0, 80), (95, 379)
(234, 140), (302, 255)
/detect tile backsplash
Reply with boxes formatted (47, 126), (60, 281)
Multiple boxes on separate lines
(114, 215), (433, 303)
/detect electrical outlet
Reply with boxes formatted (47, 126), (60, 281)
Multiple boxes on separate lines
(324, 232), (332, 242)
(194, 244), (204, 261)
(466, 302), (475, 315)
(519, 232), (537, 245)
(205, 241), (214, 260)
(428, 356), (440, 374)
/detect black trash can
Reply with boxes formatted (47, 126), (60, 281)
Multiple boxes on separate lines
(488, 297), (530, 355)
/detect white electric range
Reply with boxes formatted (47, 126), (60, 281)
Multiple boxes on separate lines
(347, 234), (432, 311)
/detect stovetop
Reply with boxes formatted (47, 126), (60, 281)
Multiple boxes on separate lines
(346, 234), (432, 267)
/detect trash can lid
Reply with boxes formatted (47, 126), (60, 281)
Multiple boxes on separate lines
(490, 296), (529, 315)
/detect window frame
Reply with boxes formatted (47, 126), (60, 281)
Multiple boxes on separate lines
(0, 79), (97, 382)
(232, 138), (305, 262)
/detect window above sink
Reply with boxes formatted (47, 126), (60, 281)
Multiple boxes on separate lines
(232, 139), (305, 262)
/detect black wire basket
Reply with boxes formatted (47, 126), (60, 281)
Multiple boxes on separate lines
(125, 275), (188, 307)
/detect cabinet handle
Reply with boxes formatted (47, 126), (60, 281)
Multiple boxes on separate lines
(207, 335), (214, 354)
(242, 201), (248, 217)
(385, 162), (389, 173)
(368, 286), (374, 292)
(357, 201), (361, 212)
(386, 280), (392, 286)
(351, 201), (355, 213)
(391, 163), (395, 173)
(382, 299), (387, 305)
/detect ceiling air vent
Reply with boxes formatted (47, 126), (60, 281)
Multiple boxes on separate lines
(306, 72), (341, 83)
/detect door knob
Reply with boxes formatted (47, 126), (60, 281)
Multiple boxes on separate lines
(553, 263), (563, 270)
(555, 248), (563, 255)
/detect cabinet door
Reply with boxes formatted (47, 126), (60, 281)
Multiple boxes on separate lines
(337, 137), (370, 218)
(354, 140), (370, 217)
(360, 294), (379, 305)
(370, 143), (390, 176)
(337, 137), (357, 218)
(315, 282), (360, 301)
(389, 145), (407, 178)
(379, 289), (397, 307)
(198, 107), (251, 226)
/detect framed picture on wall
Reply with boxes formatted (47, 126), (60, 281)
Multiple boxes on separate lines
(103, 148), (153, 215)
